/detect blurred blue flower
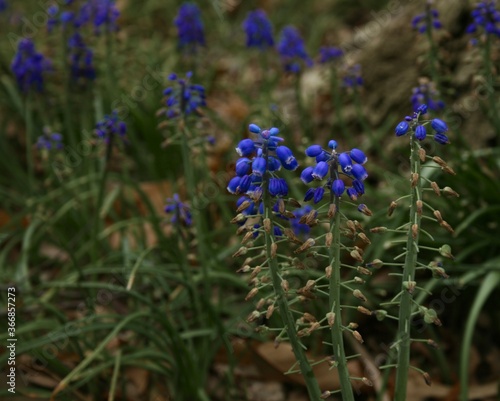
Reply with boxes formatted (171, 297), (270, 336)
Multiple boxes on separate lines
(466, 1), (500, 38)
(318, 46), (343, 64)
(37, 130), (63, 151)
(11, 39), (52, 93)
(342, 64), (363, 88)
(302, 141), (369, 203)
(68, 32), (96, 82)
(242, 9), (274, 50)
(410, 79), (445, 112)
(277, 26), (313, 73)
(95, 110), (127, 143)
(78, 0), (120, 32)
(175, 2), (205, 53)
(0, 0), (7, 11)
(412, 8), (442, 33)
(162, 72), (206, 119)
(165, 194), (192, 226)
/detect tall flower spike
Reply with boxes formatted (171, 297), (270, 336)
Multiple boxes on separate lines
(412, 7), (442, 33)
(410, 78), (444, 112)
(175, 2), (205, 53)
(162, 72), (206, 119)
(37, 128), (63, 151)
(466, 1), (500, 38)
(95, 110), (127, 143)
(11, 39), (52, 93)
(277, 26), (313, 73)
(318, 46), (343, 64)
(74, 0), (120, 33)
(242, 9), (274, 50)
(68, 32), (96, 83)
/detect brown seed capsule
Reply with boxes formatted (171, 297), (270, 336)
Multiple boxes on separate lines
(328, 203), (337, 218)
(284, 228), (302, 244)
(358, 204), (373, 216)
(281, 279), (289, 292)
(293, 258), (306, 269)
(277, 199), (285, 214)
(388, 201), (398, 216)
(232, 246), (248, 258)
(230, 213), (246, 224)
(325, 265), (332, 278)
(250, 187), (262, 202)
(283, 210), (296, 219)
(307, 322), (321, 334)
(350, 249), (364, 262)
(320, 391), (331, 399)
(433, 210), (443, 223)
(354, 220), (365, 232)
(411, 223), (419, 239)
(358, 233), (371, 244)
(348, 322), (359, 329)
(419, 148), (426, 162)
(411, 173), (419, 187)
(288, 198), (302, 208)
(347, 220), (356, 234)
(256, 298), (266, 309)
(237, 200), (251, 213)
(245, 287), (259, 301)
(263, 218), (271, 233)
(427, 339), (439, 349)
(305, 209), (318, 225)
(325, 232), (333, 247)
(370, 226), (388, 233)
(327, 312), (335, 327)
(266, 304), (274, 319)
(303, 312), (317, 323)
(358, 306), (372, 315)
(362, 377), (374, 386)
(250, 266), (261, 279)
(423, 372), (432, 386)
(354, 276), (365, 284)
(357, 266), (372, 276)
(353, 289), (367, 302)
(305, 280), (316, 291)
(236, 225), (248, 235)
(294, 238), (315, 254)
(241, 231), (254, 245)
(237, 264), (251, 273)
(352, 330), (364, 343)
(443, 186), (459, 197)
(366, 259), (384, 269)
(431, 181), (441, 196)
(246, 310), (260, 322)
(432, 156), (447, 167)
(440, 220), (455, 234)
(271, 242), (278, 258)
(442, 165), (456, 175)
(416, 200), (423, 216)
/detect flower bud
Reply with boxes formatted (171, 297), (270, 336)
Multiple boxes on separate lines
(358, 204), (372, 216)
(439, 244), (454, 259)
(353, 289), (367, 302)
(358, 306), (372, 315)
(439, 220), (454, 234)
(404, 280), (416, 293)
(431, 181), (441, 196)
(352, 330), (364, 343)
(443, 186), (459, 197)
(374, 309), (387, 321)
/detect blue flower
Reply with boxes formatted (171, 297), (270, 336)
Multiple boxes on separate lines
(276, 146), (298, 171)
(410, 79), (445, 112)
(395, 121), (410, 137)
(11, 39), (52, 93)
(302, 141), (369, 203)
(242, 9), (274, 49)
(342, 64), (363, 88)
(395, 104), (450, 145)
(431, 118), (448, 133)
(68, 32), (96, 83)
(318, 46), (343, 64)
(37, 130), (63, 151)
(75, 0), (120, 33)
(95, 110), (127, 143)
(162, 72), (206, 119)
(415, 125), (427, 141)
(466, 1), (500, 38)
(277, 26), (313, 73)
(236, 158), (252, 176)
(165, 194), (192, 226)
(434, 133), (450, 145)
(0, 0), (7, 12)
(412, 8), (442, 34)
(175, 3), (205, 53)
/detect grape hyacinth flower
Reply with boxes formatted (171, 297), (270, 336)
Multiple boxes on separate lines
(47, 5), (59, 32)
(162, 72), (206, 119)
(95, 110), (127, 143)
(242, 9), (274, 50)
(410, 78), (444, 112)
(36, 130), (63, 151)
(68, 32), (96, 83)
(175, 2), (205, 53)
(11, 39), (52, 93)
(318, 46), (343, 64)
(342, 64), (363, 88)
(76, 0), (120, 33)
(466, 0), (500, 38)
(277, 26), (313, 73)
(302, 140), (369, 205)
(165, 194), (192, 226)
(395, 104), (450, 145)
(0, 0), (7, 12)
(412, 8), (442, 33)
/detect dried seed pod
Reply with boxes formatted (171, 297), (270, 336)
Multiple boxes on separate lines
(237, 200), (251, 213)
(358, 306), (372, 315)
(266, 304), (274, 319)
(411, 172), (419, 187)
(304, 280), (316, 291)
(362, 377), (374, 386)
(325, 232), (333, 247)
(433, 210), (443, 223)
(283, 210), (296, 219)
(370, 226), (388, 233)
(303, 312), (317, 322)
(354, 276), (365, 284)
(352, 330), (364, 343)
(353, 289), (367, 302)
(249, 266), (261, 279)
(443, 186), (459, 197)
(347, 220), (356, 234)
(357, 266), (372, 275)
(263, 218), (271, 233)
(358, 232), (371, 244)
(277, 199), (285, 214)
(442, 165), (456, 175)
(271, 242), (278, 258)
(328, 203), (337, 218)
(305, 210), (318, 225)
(350, 249), (364, 262)
(348, 322), (358, 329)
(325, 265), (332, 278)
(246, 310), (260, 322)
(241, 231), (254, 245)
(366, 259), (383, 269)
(432, 156), (447, 167)
(236, 225), (248, 235)
(230, 213), (246, 224)
(245, 287), (259, 301)
(284, 228), (302, 244)
(232, 246), (248, 258)
(440, 220), (455, 234)
(416, 200), (423, 216)
(419, 147), (426, 162)
(293, 258), (306, 269)
(294, 238), (315, 254)
(288, 198), (302, 208)
(423, 372), (432, 386)
(256, 298), (266, 309)
(427, 339), (439, 349)
(321, 391), (331, 399)
(354, 220), (365, 232)
(431, 181), (441, 196)
(411, 223), (419, 239)
(388, 201), (398, 216)
(237, 264), (251, 273)
(327, 312), (335, 327)
(358, 204), (373, 216)
(281, 279), (289, 292)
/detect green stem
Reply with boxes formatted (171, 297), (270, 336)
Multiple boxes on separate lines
(483, 35), (500, 136)
(294, 73), (310, 140)
(25, 94), (34, 196)
(424, 4), (440, 88)
(394, 134), (423, 401)
(262, 144), (322, 400)
(330, 67), (348, 138)
(329, 191), (354, 400)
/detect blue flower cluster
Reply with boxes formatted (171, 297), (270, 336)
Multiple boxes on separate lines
(410, 79), (444, 112)
(290, 205), (314, 238)
(36, 130), (63, 151)
(0, 0), (7, 12)
(395, 104), (450, 144)
(175, 3), (205, 53)
(68, 32), (96, 82)
(318, 46), (344, 64)
(411, 9), (442, 33)
(301, 140), (368, 204)
(11, 39), (52, 93)
(227, 124), (298, 214)
(162, 72), (206, 119)
(47, 0), (120, 33)
(95, 110), (127, 143)
(342, 64), (363, 88)
(242, 9), (274, 50)
(466, 1), (500, 37)
(165, 194), (192, 226)
(277, 26), (313, 73)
